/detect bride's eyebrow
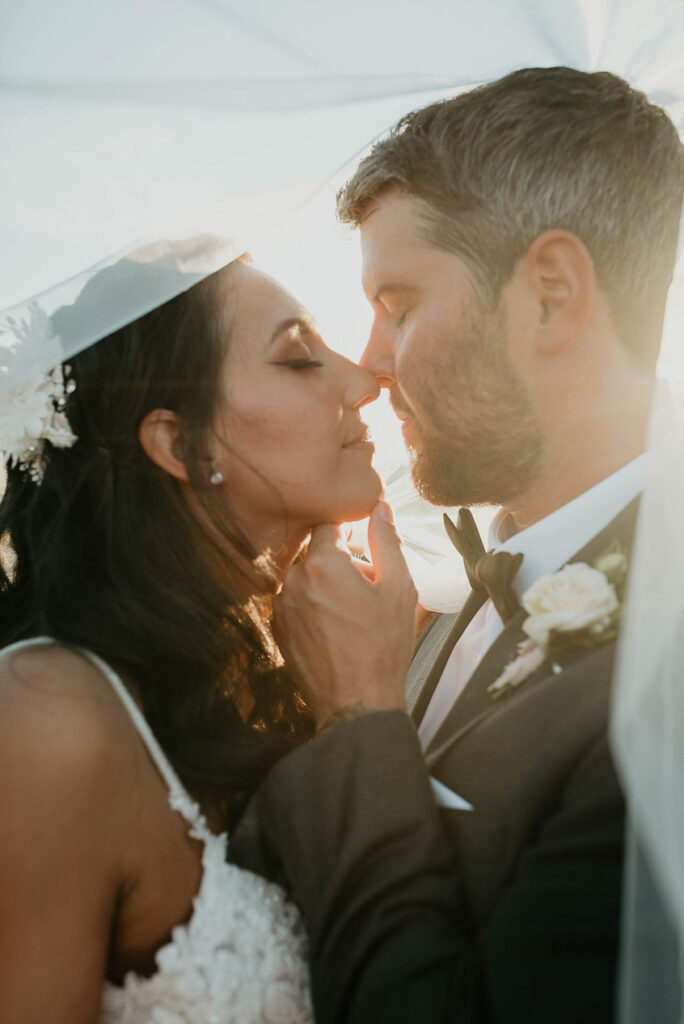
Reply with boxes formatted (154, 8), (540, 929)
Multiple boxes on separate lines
(268, 316), (317, 345)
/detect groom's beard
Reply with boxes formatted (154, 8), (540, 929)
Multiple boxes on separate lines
(402, 302), (545, 508)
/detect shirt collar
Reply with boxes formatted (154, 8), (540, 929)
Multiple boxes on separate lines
(487, 454), (648, 597)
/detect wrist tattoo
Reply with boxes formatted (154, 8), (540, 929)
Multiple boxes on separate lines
(317, 702), (376, 735)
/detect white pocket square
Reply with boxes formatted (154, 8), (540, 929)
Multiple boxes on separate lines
(429, 776), (474, 811)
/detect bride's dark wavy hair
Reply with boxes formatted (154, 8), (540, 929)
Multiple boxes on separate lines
(0, 257), (314, 828)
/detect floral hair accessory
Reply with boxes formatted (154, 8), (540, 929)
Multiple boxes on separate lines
(488, 545), (628, 700)
(0, 302), (78, 483)
(0, 363), (78, 482)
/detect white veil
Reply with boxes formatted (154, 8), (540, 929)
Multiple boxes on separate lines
(3, 0), (684, 610)
(610, 223), (684, 1021)
(0, 234), (244, 397)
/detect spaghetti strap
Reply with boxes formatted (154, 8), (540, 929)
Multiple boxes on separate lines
(78, 647), (213, 838)
(1, 636), (212, 840)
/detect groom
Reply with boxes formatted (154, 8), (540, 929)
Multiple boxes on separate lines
(231, 68), (684, 1022)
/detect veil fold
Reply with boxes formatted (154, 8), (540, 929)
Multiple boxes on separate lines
(611, 208), (684, 1021)
(0, 234), (244, 396)
(3, 0), (684, 307)
(3, 1), (684, 622)
(610, 378), (684, 1023)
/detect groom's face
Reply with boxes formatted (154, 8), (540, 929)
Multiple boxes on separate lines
(359, 190), (544, 507)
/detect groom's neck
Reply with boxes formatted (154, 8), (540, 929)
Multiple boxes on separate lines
(505, 377), (653, 532)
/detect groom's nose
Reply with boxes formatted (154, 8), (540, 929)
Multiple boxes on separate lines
(359, 321), (395, 388)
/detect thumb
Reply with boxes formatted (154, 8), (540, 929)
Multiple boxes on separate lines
(367, 502), (409, 585)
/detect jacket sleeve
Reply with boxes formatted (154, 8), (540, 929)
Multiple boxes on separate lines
(229, 710), (623, 1024)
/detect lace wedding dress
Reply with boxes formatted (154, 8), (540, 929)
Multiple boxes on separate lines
(4, 638), (313, 1024)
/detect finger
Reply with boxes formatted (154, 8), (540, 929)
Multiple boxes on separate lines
(352, 557), (377, 581)
(345, 519), (368, 558)
(306, 523), (344, 556)
(367, 502), (410, 585)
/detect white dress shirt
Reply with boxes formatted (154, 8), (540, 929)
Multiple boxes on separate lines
(418, 455), (647, 749)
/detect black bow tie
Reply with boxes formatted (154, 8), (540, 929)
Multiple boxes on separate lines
(443, 508), (523, 624)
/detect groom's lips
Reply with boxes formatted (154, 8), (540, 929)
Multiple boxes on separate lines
(397, 412), (420, 446)
(391, 404), (412, 426)
(389, 391), (413, 424)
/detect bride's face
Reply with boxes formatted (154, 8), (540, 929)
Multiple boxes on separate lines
(211, 262), (382, 551)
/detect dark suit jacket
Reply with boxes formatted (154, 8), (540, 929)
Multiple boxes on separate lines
(230, 499), (640, 1024)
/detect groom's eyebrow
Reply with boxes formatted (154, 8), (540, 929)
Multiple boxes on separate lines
(372, 283), (413, 303)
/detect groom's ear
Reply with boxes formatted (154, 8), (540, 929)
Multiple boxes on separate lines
(524, 230), (595, 356)
(139, 408), (190, 482)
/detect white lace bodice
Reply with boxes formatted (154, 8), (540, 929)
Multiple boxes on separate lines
(4, 638), (312, 1024)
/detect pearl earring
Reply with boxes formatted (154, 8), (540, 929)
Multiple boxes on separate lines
(209, 470), (224, 485)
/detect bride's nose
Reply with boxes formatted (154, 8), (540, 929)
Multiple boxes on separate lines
(345, 359), (381, 409)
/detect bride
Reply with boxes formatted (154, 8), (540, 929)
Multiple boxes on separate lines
(0, 238), (410, 1023)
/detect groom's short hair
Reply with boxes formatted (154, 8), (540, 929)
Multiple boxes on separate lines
(337, 66), (684, 371)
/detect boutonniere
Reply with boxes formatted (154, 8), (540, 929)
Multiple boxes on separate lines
(488, 544), (628, 700)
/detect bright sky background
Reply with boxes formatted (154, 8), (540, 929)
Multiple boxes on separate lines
(2, 0), (684, 604)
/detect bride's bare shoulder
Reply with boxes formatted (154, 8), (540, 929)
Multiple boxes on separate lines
(0, 640), (130, 707)
(0, 643), (144, 1016)
(0, 641), (140, 805)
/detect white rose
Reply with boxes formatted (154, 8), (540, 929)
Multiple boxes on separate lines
(522, 562), (618, 648)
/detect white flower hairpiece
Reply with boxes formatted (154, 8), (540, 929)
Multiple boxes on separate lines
(0, 304), (77, 483)
(1, 365), (78, 482)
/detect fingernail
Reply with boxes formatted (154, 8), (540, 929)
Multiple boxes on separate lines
(377, 501), (395, 524)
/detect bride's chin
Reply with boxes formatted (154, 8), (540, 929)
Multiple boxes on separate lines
(339, 469), (385, 523)
(258, 476), (384, 574)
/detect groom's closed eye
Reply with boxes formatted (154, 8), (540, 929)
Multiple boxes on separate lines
(379, 305), (411, 330)
(371, 284), (417, 328)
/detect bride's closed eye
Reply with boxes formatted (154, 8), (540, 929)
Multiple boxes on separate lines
(273, 350), (324, 370)
(270, 321), (324, 370)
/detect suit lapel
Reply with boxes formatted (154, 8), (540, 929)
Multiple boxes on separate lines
(416, 495), (642, 763)
(424, 606), (528, 756)
(405, 612), (456, 718)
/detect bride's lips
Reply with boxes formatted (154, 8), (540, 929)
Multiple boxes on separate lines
(342, 428), (374, 451)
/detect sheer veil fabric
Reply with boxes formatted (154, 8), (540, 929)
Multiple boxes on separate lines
(611, 371), (684, 1019)
(3, 2), (684, 308)
(0, 234), (244, 396)
(3, 1), (684, 609)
